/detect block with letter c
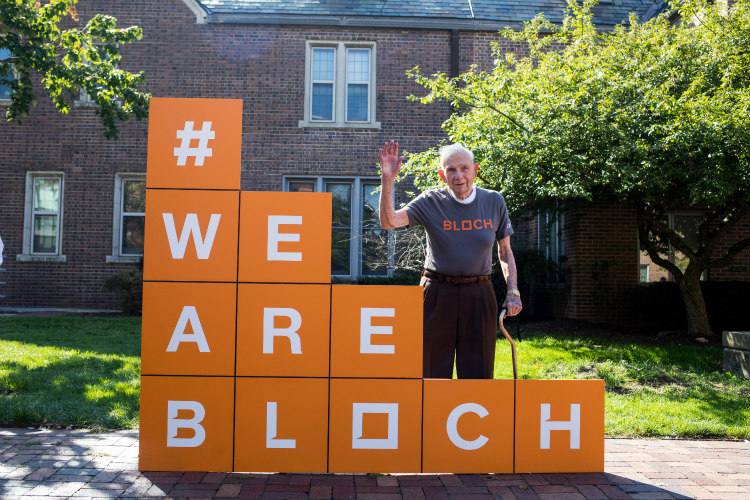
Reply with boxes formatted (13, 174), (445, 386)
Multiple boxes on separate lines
(143, 189), (239, 282)
(422, 379), (514, 473)
(139, 376), (234, 472)
(514, 379), (605, 473)
(238, 191), (332, 284)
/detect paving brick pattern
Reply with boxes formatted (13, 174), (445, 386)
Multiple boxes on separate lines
(0, 429), (747, 500)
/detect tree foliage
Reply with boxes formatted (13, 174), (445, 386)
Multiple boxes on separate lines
(404, 0), (750, 336)
(0, 0), (149, 139)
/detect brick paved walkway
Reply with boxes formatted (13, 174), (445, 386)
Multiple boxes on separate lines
(0, 429), (747, 500)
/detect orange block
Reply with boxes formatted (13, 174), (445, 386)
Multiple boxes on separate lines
(238, 191), (331, 284)
(422, 379), (514, 473)
(139, 376), (234, 472)
(330, 286), (422, 379)
(141, 282), (236, 376)
(515, 380), (605, 473)
(234, 378), (329, 473)
(143, 189), (239, 282)
(146, 97), (242, 190)
(329, 379), (422, 473)
(236, 284), (330, 377)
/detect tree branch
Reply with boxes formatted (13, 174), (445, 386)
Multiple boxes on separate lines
(709, 236), (750, 268)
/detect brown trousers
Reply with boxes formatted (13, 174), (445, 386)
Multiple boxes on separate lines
(420, 276), (498, 379)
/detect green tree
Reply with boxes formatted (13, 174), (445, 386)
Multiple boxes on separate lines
(404, 0), (750, 337)
(1, 0), (149, 139)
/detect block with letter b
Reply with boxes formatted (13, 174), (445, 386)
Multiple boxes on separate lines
(139, 376), (234, 472)
(143, 189), (239, 282)
(236, 283), (331, 377)
(141, 282), (236, 376)
(514, 380), (605, 473)
(330, 285), (422, 379)
(147, 97), (242, 190)
(234, 378), (329, 473)
(422, 379), (514, 473)
(238, 191), (332, 284)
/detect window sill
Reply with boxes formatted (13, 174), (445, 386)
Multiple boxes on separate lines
(298, 120), (381, 130)
(0, 99), (11, 106)
(106, 255), (142, 264)
(16, 254), (67, 263)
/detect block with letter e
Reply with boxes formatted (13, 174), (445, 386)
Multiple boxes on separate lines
(238, 191), (331, 284)
(146, 97), (242, 190)
(139, 376), (234, 472)
(330, 285), (422, 379)
(328, 379), (422, 473)
(234, 378), (329, 473)
(422, 379), (514, 473)
(141, 282), (236, 376)
(514, 379), (605, 473)
(143, 189), (239, 282)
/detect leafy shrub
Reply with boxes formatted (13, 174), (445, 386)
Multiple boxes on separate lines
(102, 269), (143, 315)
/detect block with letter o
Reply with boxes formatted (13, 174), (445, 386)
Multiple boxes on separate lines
(236, 283), (330, 377)
(139, 376), (234, 472)
(143, 189), (239, 282)
(234, 377), (329, 473)
(328, 378), (422, 473)
(422, 379), (514, 473)
(514, 379), (605, 473)
(238, 191), (332, 284)
(141, 282), (236, 376)
(146, 97), (242, 190)
(330, 285), (422, 379)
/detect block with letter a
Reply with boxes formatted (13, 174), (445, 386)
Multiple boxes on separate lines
(234, 378), (329, 473)
(143, 189), (239, 282)
(139, 376), (234, 472)
(238, 191), (332, 284)
(328, 379), (422, 473)
(146, 98), (242, 190)
(422, 379), (514, 473)
(514, 379), (605, 473)
(330, 285), (422, 378)
(141, 282), (236, 376)
(236, 283), (331, 377)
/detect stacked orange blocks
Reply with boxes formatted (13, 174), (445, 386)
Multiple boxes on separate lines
(139, 98), (605, 474)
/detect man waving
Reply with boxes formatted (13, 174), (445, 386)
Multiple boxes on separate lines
(379, 140), (522, 379)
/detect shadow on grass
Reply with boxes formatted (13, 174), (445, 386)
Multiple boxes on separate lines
(0, 354), (139, 429)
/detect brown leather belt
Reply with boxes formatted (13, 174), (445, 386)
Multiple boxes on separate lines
(422, 270), (491, 285)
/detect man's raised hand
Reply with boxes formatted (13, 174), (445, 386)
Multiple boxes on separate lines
(379, 140), (405, 181)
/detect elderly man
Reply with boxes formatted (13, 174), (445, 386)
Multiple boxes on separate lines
(379, 140), (522, 379)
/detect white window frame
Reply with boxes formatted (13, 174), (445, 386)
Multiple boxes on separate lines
(17, 172), (66, 262)
(0, 46), (15, 104)
(284, 176), (393, 280)
(299, 41), (380, 130)
(107, 173), (146, 263)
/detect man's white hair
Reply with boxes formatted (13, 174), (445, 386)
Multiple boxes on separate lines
(439, 143), (474, 167)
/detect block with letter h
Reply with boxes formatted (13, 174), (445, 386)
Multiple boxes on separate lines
(139, 97), (604, 474)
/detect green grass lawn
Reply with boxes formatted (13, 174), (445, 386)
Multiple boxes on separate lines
(493, 327), (750, 439)
(0, 316), (140, 430)
(0, 315), (748, 438)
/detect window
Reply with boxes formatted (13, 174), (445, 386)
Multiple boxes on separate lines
(639, 213), (705, 283)
(0, 47), (14, 102)
(18, 172), (65, 262)
(285, 177), (392, 279)
(107, 174), (146, 263)
(299, 41), (380, 129)
(537, 210), (565, 281)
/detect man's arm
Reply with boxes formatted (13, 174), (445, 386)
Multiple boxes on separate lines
(498, 236), (523, 316)
(379, 140), (410, 229)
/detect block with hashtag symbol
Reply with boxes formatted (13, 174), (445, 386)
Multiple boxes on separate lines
(147, 98), (242, 190)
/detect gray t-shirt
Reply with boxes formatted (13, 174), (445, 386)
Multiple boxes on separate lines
(404, 187), (513, 276)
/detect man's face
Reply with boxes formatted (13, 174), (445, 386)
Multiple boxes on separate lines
(439, 151), (478, 200)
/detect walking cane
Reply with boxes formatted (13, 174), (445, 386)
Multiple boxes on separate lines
(499, 308), (518, 380)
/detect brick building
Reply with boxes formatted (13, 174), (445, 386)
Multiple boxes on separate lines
(1, 0), (747, 326)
